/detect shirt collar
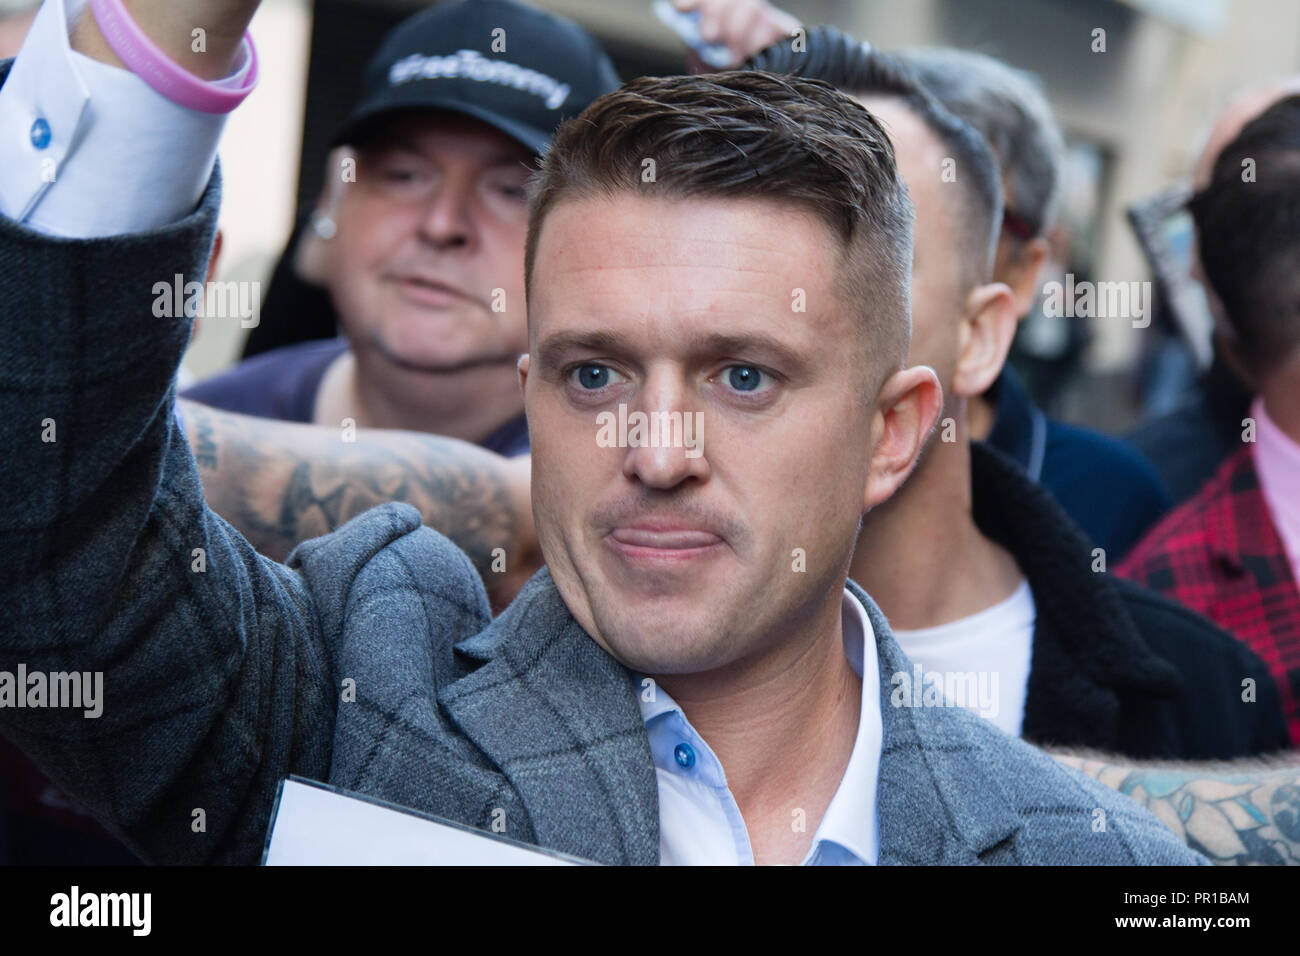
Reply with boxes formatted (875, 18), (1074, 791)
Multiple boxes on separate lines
(809, 588), (881, 865)
(633, 588), (881, 865)
(984, 367), (1048, 481)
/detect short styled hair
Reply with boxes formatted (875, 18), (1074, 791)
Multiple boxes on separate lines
(524, 70), (916, 387)
(1191, 94), (1300, 377)
(897, 46), (1065, 240)
(745, 28), (1003, 289)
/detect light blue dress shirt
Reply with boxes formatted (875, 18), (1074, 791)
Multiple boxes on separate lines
(636, 588), (882, 865)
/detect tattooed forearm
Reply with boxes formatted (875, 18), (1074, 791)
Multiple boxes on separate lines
(1053, 750), (1300, 865)
(191, 404), (219, 470)
(177, 399), (539, 610)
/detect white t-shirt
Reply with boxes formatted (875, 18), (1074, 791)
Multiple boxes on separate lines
(891, 580), (1035, 737)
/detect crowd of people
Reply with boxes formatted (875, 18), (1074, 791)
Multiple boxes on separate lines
(1, 0), (1298, 866)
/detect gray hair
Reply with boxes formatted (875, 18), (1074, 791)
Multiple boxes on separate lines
(896, 46), (1065, 237)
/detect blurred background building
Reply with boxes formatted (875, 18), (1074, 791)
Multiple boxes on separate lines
(5, 0), (1299, 431)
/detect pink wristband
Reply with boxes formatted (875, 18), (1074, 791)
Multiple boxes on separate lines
(90, 0), (259, 114)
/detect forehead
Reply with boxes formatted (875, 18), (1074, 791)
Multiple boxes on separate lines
(529, 192), (852, 352)
(353, 111), (535, 165)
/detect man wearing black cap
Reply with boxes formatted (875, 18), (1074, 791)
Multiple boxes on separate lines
(182, 0), (619, 457)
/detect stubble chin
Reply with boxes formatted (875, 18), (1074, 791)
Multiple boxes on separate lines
(583, 573), (755, 676)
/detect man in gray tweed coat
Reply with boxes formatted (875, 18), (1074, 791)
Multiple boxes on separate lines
(0, 0), (1202, 865)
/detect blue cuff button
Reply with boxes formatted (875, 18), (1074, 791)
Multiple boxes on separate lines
(31, 118), (52, 150)
(674, 743), (695, 770)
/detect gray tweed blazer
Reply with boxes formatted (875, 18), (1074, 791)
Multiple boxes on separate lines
(0, 59), (1203, 866)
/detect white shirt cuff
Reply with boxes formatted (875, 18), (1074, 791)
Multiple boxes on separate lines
(0, 0), (247, 238)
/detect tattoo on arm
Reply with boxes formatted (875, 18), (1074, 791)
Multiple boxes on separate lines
(1055, 751), (1300, 865)
(191, 406), (219, 470)
(178, 399), (530, 606)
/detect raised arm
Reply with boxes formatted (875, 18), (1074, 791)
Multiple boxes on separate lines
(71, 0), (258, 79)
(178, 398), (540, 611)
(0, 0), (447, 865)
(1053, 751), (1300, 865)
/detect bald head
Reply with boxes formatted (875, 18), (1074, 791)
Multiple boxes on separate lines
(1194, 75), (1300, 187)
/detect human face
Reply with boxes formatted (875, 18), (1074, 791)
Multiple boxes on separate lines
(326, 112), (535, 374)
(520, 193), (885, 676)
(859, 97), (969, 391)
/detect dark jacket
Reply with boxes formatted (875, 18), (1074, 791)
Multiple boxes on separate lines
(986, 367), (1172, 560)
(970, 441), (1289, 759)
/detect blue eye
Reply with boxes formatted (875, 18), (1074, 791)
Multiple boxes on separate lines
(726, 366), (763, 392)
(573, 364), (617, 389)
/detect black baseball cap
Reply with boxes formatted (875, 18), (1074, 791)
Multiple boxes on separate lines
(332, 0), (620, 154)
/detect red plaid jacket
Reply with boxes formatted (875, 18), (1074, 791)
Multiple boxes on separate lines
(1117, 445), (1300, 746)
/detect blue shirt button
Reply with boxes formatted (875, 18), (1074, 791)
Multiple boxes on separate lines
(673, 743), (695, 770)
(30, 118), (51, 150)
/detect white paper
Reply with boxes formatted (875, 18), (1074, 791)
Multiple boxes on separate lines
(263, 778), (581, 866)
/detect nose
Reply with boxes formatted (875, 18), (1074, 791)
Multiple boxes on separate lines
(620, 370), (710, 491)
(416, 177), (476, 251)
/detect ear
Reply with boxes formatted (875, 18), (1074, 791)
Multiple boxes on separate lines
(517, 352), (531, 396)
(951, 281), (1018, 399)
(864, 364), (944, 513)
(996, 235), (1050, 318)
(297, 149), (353, 283)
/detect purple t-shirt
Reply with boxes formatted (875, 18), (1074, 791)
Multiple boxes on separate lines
(181, 339), (531, 457)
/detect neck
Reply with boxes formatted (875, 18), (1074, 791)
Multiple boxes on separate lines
(315, 349), (523, 442)
(654, 590), (860, 865)
(851, 406), (1024, 629)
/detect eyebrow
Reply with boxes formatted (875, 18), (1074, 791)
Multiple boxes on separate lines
(535, 330), (627, 370)
(535, 329), (809, 373)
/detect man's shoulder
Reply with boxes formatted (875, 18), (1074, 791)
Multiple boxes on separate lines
(1042, 418), (1171, 511)
(951, 707), (1205, 864)
(862, 575), (1204, 865)
(1124, 395), (1233, 482)
(1116, 446), (1253, 583)
(285, 502), (492, 649)
(1045, 417), (1165, 483)
(1012, 415), (1170, 556)
(182, 339), (348, 421)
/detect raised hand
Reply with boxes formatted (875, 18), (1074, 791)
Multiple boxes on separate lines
(71, 0), (261, 78)
(672, 0), (800, 69)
